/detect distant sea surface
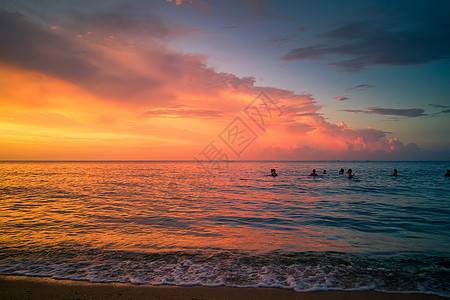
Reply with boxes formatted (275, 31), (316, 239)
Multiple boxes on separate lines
(1, 161), (449, 295)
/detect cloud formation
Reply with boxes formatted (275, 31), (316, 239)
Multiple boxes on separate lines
(428, 104), (450, 116)
(333, 96), (349, 101)
(0, 10), (168, 104)
(429, 104), (450, 109)
(0, 4), (444, 160)
(345, 84), (375, 92)
(342, 107), (427, 118)
(282, 8), (450, 72)
(0, 9), (254, 108)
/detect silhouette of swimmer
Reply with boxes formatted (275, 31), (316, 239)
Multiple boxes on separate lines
(339, 168), (344, 175)
(445, 170), (450, 177)
(347, 169), (354, 179)
(309, 169), (318, 176)
(392, 169), (398, 176)
(271, 169), (278, 177)
(323, 170), (327, 174)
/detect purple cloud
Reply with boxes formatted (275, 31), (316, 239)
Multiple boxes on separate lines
(0, 10), (165, 102)
(281, 8), (450, 72)
(429, 104), (450, 109)
(333, 96), (350, 101)
(342, 107), (427, 118)
(345, 84), (375, 92)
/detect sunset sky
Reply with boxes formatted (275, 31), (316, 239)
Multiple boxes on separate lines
(1, 0), (449, 160)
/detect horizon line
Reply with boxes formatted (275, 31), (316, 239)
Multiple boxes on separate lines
(1, 160), (449, 163)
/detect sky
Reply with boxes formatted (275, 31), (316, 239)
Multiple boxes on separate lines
(0, 0), (449, 160)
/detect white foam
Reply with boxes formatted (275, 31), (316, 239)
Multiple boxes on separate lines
(0, 251), (448, 297)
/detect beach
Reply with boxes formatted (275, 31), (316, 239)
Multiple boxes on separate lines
(3, 0), (450, 297)
(1, 276), (448, 300)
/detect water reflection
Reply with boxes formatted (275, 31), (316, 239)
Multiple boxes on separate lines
(1, 161), (449, 255)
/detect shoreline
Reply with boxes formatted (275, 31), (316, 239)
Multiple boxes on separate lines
(1, 276), (448, 300)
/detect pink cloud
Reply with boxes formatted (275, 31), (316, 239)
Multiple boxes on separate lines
(0, 10), (435, 160)
(333, 96), (350, 101)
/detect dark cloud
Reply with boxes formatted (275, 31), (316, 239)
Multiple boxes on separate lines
(429, 104), (450, 109)
(0, 11), (98, 83)
(333, 96), (349, 101)
(0, 10), (164, 102)
(282, 8), (450, 72)
(345, 84), (376, 92)
(430, 109), (450, 116)
(367, 107), (427, 118)
(282, 45), (326, 61)
(427, 104), (450, 116)
(342, 107), (427, 118)
(342, 109), (364, 113)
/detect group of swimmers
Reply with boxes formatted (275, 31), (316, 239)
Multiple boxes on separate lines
(270, 168), (450, 178)
(310, 168), (354, 178)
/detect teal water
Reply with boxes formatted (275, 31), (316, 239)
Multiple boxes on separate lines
(0, 161), (449, 295)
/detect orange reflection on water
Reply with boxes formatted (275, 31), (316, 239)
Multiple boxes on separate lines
(1, 162), (359, 254)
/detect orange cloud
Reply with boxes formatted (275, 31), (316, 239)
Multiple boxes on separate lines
(0, 10), (423, 160)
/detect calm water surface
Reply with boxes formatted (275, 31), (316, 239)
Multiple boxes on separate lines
(0, 161), (449, 294)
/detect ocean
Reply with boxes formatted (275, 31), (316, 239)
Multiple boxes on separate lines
(0, 161), (449, 296)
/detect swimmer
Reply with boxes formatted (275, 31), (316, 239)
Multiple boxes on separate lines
(309, 169), (318, 176)
(271, 168), (278, 177)
(339, 168), (344, 175)
(347, 169), (354, 179)
(392, 169), (398, 176)
(445, 170), (450, 177)
(323, 170), (327, 174)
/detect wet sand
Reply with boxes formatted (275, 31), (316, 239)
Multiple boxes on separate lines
(1, 276), (447, 300)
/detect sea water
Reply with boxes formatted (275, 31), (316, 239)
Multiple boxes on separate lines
(0, 161), (449, 295)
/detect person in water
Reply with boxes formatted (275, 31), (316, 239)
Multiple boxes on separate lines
(323, 170), (327, 174)
(339, 168), (344, 175)
(309, 169), (318, 176)
(347, 169), (354, 179)
(445, 170), (450, 177)
(271, 169), (278, 177)
(392, 169), (398, 176)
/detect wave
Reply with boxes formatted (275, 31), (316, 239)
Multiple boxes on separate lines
(1, 247), (448, 297)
